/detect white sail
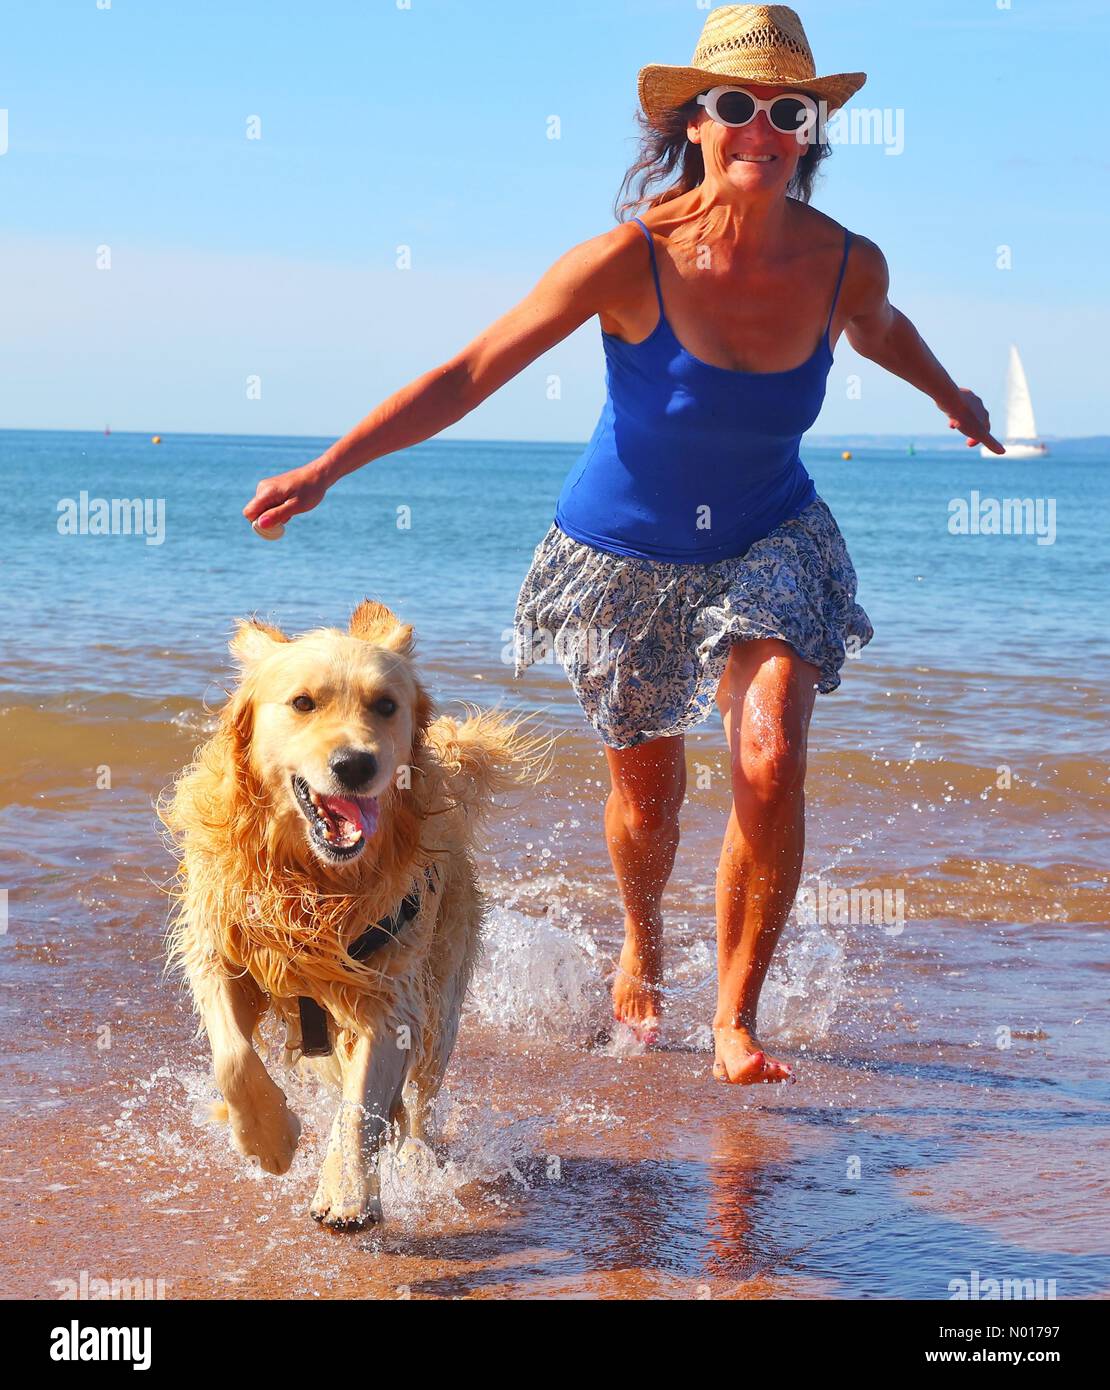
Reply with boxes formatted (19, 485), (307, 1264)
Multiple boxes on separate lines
(1005, 343), (1038, 441)
(983, 342), (1048, 456)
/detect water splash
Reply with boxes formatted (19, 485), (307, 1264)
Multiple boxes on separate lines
(466, 902), (609, 1041)
(98, 1058), (558, 1233)
(377, 1092), (554, 1227)
(759, 917), (848, 1044)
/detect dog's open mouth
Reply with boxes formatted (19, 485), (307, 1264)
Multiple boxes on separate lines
(291, 775), (380, 861)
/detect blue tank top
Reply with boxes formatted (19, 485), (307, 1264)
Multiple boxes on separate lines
(554, 216), (852, 564)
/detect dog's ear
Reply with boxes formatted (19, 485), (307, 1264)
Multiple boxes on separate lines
(229, 617), (289, 670)
(222, 678), (257, 755)
(349, 599), (415, 656)
(413, 679), (435, 741)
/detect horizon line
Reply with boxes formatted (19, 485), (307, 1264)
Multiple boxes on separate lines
(0, 427), (1098, 445)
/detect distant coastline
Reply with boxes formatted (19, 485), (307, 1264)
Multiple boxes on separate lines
(0, 426), (1102, 451)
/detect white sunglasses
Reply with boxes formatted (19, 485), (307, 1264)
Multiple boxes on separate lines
(696, 85), (819, 141)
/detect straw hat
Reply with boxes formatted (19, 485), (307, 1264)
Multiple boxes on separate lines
(638, 4), (866, 126)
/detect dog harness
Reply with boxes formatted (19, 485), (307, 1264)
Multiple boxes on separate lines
(296, 864), (439, 1058)
(553, 217), (852, 564)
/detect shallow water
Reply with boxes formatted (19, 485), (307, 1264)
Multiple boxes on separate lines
(1, 430), (1107, 1298)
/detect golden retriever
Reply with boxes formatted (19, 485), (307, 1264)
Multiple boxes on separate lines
(159, 599), (549, 1229)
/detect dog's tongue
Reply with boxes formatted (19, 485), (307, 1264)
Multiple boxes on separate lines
(319, 793), (379, 842)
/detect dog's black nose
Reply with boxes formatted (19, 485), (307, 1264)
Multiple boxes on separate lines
(329, 748), (378, 791)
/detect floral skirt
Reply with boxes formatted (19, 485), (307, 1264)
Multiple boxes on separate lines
(511, 496), (874, 751)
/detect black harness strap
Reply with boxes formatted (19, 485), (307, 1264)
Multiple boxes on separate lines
(297, 995), (333, 1058)
(297, 865), (438, 1058)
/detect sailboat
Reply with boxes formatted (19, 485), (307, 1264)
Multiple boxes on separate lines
(983, 344), (1049, 458)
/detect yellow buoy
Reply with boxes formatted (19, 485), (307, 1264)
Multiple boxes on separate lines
(151, 435), (162, 445)
(841, 449), (852, 460)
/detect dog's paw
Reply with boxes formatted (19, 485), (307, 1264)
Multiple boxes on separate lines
(227, 1087), (301, 1175)
(394, 1136), (437, 1176)
(310, 1149), (383, 1230)
(309, 1186), (383, 1231)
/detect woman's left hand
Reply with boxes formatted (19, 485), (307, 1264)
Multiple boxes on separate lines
(942, 388), (1005, 454)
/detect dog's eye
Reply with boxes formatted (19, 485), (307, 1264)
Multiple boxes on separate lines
(372, 697), (397, 717)
(291, 694), (315, 713)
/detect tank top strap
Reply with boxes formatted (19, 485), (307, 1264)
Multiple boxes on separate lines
(825, 226), (853, 336)
(630, 216), (665, 318)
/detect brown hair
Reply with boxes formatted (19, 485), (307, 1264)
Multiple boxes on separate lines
(614, 96), (832, 221)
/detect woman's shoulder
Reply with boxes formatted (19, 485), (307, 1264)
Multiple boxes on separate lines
(792, 203), (886, 280)
(786, 201), (848, 251)
(783, 207), (889, 331)
(551, 219), (666, 339)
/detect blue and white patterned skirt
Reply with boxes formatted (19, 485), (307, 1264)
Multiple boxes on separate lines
(511, 495), (874, 750)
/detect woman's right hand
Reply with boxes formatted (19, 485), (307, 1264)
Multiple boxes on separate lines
(242, 459), (331, 532)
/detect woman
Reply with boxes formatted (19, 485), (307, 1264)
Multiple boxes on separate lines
(244, 5), (1002, 1085)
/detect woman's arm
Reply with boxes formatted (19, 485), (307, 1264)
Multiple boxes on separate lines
(242, 235), (620, 530)
(842, 236), (1004, 455)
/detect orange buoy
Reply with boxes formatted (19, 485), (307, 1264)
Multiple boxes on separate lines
(841, 449), (852, 460)
(151, 435), (162, 444)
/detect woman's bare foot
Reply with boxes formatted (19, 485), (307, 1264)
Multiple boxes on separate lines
(712, 1024), (795, 1084)
(611, 913), (663, 1044)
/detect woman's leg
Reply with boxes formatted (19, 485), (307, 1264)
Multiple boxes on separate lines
(603, 734), (687, 1041)
(712, 639), (819, 1083)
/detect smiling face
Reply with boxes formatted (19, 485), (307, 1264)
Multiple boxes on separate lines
(688, 82), (814, 196)
(230, 613), (428, 869)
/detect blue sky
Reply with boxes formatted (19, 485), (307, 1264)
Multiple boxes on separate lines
(2, 0), (1105, 440)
